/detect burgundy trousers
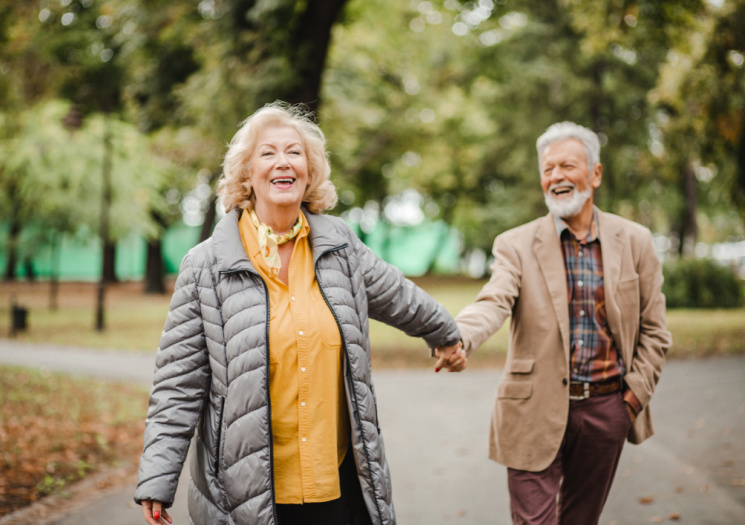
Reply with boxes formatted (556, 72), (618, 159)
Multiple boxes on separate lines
(507, 391), (633, 525)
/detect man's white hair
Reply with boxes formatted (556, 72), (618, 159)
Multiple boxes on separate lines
(536, 121), (601, 173)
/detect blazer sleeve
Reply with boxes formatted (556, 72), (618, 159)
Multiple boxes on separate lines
(348, 229), (461, 349)
(623, 230), (672, 409)
(455, 232), (521, 355)
(134, 252), (211, 507)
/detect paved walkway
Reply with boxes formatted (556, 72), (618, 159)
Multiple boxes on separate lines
(1, 340), (744, 524)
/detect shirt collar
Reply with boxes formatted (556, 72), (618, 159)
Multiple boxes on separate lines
(553, 207), (600, 243)
(239, 209), (310, 260)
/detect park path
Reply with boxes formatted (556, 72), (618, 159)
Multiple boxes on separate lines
(1, 340), (744, 524)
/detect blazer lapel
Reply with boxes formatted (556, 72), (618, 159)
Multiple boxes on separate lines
(533, 215), (571, 361)
(598, 209), (625, 338)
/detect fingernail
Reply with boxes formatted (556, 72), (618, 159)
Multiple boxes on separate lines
(435, 367), (440, 373)
(154, 511), (160, 520)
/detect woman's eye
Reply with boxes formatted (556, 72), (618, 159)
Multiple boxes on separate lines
(261, 151), (273, 156)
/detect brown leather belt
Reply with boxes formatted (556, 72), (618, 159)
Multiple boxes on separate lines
(569, 379), (622, 400)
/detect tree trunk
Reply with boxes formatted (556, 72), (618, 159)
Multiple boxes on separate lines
(736, 109), (745, 226)
(4, 205), (20, 281)
(200, 193), (219, 243)
(423, 223), (453, 276)
(24, 257), (35, 281)
(285, 0), (349, 112)
(96, 122), (113, 331)
(145, 209), (168, 294)
(144, 238), (166, 294)
(679, 161), (698, 257)
(102, 241), (118, 283)
(49, 234), (60, 311)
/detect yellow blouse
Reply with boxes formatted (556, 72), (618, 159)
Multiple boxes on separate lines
(238, 210), (350, 504)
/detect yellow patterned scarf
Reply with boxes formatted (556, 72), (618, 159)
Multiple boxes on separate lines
(249, 209), (303, 278)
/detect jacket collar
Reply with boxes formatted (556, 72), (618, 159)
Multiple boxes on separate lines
(532, 207), (628, 359)
(533, 213), (570, 360)
(212, 207), (347, 273)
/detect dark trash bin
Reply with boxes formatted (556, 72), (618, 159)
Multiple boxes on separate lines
(12, 305), (28, 332)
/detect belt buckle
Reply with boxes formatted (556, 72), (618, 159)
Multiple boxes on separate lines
(569, 382), (590, 401)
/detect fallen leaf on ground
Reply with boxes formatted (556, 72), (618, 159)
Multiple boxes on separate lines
(639, 496), (655, 505)
(650, 516), (664, 523)
(669, 513), (681, 520)
(731, 479), (745, 486)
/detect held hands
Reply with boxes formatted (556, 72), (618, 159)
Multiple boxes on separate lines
(142, 500), (172, 524)
(434, 341), (467, 373)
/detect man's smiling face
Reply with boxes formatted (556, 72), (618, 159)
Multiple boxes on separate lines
(540, 138), (600, 219)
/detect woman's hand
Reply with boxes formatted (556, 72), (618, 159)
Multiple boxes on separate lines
(434, 341), (467, 372)
(141, 500), (172, 524)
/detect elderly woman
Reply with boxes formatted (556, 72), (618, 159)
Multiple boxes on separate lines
(134, 103), (465, 525)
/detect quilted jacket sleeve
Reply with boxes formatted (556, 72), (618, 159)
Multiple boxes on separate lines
(349, 229), (460, 349)
(134, 252), (211, 507)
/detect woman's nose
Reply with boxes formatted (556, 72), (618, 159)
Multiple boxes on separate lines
(276, 153), (290, 167)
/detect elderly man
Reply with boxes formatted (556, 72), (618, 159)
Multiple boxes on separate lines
(453, 122), (671, 524)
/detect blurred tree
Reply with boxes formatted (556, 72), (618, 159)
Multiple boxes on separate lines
(115, 0), (349, 290)
(651, 0), (745, 253)
(322, 0), (711, 257)
(0, 1), (66, 281)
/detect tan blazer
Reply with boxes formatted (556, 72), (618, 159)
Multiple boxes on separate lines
(456, 209), (671, 472)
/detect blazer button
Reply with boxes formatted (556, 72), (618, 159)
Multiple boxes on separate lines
(562, 378), (568, 386)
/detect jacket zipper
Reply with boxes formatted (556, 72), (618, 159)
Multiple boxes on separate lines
(214, 396), (226, 476)
(315, 244), (385, 524)
(219, 268), (279, 524)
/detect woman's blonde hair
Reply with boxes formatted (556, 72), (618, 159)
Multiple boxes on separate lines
(218, 101), (337, 213)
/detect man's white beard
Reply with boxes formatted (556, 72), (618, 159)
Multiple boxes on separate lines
(544, 183), (592, 218)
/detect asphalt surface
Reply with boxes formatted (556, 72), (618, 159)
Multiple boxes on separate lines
(1, 340), (744, 524)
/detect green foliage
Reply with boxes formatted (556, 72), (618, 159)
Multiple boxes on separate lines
(0, 100), (183, 265)
(1, 0), (744, 272)
(663, 257), (744, 308)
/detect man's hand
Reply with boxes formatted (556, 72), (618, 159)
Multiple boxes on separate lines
(624, 401), (637, 424)
(434, 341), (467, 372)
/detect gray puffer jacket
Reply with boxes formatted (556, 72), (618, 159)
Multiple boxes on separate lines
(134, 208), (460, 525)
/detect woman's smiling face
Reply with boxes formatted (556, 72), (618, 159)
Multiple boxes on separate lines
(249, 125), (309, 216)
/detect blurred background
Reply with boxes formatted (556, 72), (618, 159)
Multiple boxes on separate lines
(1, 0), (744, 520)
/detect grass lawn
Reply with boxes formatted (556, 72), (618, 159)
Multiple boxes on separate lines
(0, 365), (148, 517)
(1, 277), (744, 368)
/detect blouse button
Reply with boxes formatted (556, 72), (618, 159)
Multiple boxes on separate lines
(299, 330), (304, 336)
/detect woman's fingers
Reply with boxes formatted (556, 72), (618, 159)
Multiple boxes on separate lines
(445, 348), (467, 372)
(142, 500), (170, 524)
(153, 500), (162, 521)
(142, 500), (156, 524)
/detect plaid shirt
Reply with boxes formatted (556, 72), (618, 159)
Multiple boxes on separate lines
(555, 210), (625, 384)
